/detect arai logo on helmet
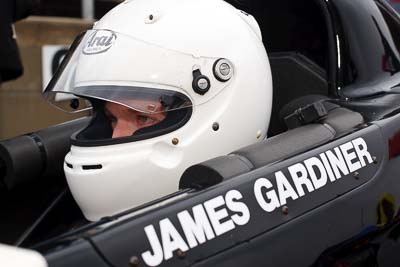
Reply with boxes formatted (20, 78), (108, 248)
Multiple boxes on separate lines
(83, 30), (117, 55)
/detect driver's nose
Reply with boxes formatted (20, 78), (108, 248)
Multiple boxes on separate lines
(112, 118), (139, 138)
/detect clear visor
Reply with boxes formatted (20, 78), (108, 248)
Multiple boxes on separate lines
(45, 85), (191, 114)
(43, 29), (231, 114)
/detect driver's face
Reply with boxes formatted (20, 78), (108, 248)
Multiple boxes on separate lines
(104, 101), (166, 139)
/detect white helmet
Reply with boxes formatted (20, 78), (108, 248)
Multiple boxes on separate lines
(44, 0), (273, 221)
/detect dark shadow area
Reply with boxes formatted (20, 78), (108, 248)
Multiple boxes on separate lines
(227, 0), (330, 136)
(32, 0), (120, 19)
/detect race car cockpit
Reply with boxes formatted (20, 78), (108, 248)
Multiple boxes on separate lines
(2, 0), (400, 266)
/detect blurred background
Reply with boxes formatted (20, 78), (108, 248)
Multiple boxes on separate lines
(0, 0), (122, 140)
(0, 0), (399, 140)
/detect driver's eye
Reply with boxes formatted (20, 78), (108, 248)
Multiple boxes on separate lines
(138, 115), (153, 124)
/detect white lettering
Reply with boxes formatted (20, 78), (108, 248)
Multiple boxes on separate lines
(352, 138), (373, 166)
(160, 219), (189, 261)
(340, 142), (361, 172)
(177, 204), (215, 249)
(204, 196), (235, 236)
(142, 138), (375, 267)
(142, 225), (164, 267)
(276, 171), (299, 205)
(326, 147), (349, 179)
(254, 178), (281, 212)
(288, 163), (314, 197)
(225, 190), (250, 226)
(304, 157), (328, 190)
(320, 152), (336, 182)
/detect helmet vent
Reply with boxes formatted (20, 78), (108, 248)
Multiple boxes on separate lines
(66, 163), (73, 169)
(82, 164), (103, 170)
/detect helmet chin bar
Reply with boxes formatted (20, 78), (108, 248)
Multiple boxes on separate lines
(71, 99), (192, 147)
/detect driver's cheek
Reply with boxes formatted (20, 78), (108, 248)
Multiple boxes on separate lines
(112, 119), (140, 139)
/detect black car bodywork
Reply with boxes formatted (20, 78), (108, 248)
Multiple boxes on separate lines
(2, 0), (400, 266)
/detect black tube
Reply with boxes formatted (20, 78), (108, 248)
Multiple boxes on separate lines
(0, 117), (90, 190)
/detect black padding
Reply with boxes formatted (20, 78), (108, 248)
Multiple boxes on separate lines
(180, 155), (254, 189)
(180, 124), (335, 189)
(268, 52), (328, 136)
(0, 117), (90, 189)
(75, 101), (113, 141)
(179, 95), (364, 189)
(321, 108), (364, 136)
(0, 136), (42, 189)
(279, 95), (364, 134)
(234, 124), (335, 168)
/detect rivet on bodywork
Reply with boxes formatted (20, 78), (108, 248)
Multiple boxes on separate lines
(353, 172), (360, 179)
(282, 206), (289, 215)
(212, 122), (220, 131)
(172, 138), (179, 145)
(177, 249), (186, 259)
(372, 156), (378, 164)
(129, 256), (140, 267)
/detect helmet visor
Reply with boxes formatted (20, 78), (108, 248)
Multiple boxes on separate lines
(45, 84), (191, 114)
(43, 29), (232, 114)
